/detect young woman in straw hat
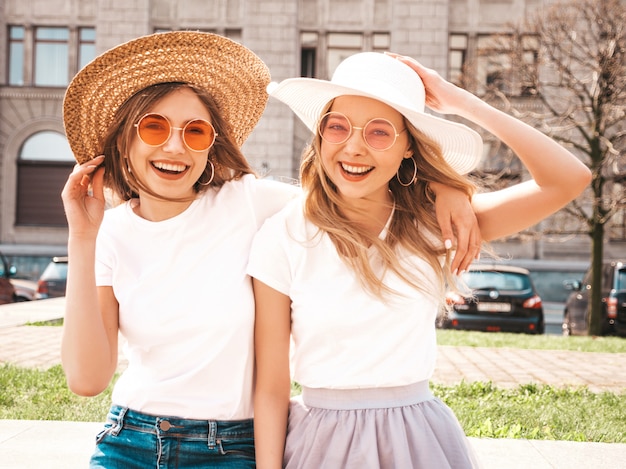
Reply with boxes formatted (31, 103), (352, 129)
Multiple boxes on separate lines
(248, 52), (591, 468)
(60, 32), (479, 468)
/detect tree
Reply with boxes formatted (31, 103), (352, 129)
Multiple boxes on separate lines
(463, 0), (626, 335)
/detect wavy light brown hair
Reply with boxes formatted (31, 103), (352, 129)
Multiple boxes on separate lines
(100, 82), (256, 202)
(300, 109), (477, 301)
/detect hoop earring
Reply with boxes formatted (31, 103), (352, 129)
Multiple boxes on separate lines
(396, 157), (417, 187)
(197, 160), (215, 186)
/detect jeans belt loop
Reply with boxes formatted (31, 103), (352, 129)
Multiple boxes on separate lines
(207, 420), (217, 448)
(111, 407), (128, 436)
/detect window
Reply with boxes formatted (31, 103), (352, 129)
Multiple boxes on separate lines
(463, 271), (531, 292)
(327, 33), (362, 76)
(372, 33), (390, 51)
(476, 34), (538, 96)
(35, 27), (69, 86)
(78, 28), (96, 70)
(7, 25), (96, 87)
(301, 48), (316, 77)
(8, 26), (24, 85)
(16, 132), (74, 226)
(300, 31), (390, 80)
(449, 34), (467, 86)
(300, 32), (318, 77)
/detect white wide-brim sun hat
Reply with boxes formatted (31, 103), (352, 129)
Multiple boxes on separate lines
(268, 52), (483, 175)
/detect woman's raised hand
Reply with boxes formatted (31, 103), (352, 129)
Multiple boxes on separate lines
(385, 53), (475, 117)
(61, 155), (106, 238)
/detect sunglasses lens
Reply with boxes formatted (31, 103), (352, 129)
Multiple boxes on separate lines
(136, 114), (216, 152)
(363, 119), (397, 150)
(137, 114), (170, 146)
(183, 119), (216, 152)
(319, 113), (398, 150)
(319, 113), (351, 144)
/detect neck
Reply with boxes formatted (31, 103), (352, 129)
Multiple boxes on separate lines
(132, 194), (195, 221)
(341, 193), (394, 237)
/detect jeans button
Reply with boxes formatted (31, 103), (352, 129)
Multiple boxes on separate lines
(159, 420), (171, 431)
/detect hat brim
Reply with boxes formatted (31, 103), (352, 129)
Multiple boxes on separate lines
(268, 78), (483, 175)
(64, 31), (270, 164)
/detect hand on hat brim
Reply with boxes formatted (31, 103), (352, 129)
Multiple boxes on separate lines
(386, 53), (468, 117)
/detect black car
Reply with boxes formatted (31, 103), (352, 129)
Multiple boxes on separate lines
(35, 256), (68, 299)
(439, 264), (545, 334)
(563, 260), (626, 336)
(496, 259), (588, 333)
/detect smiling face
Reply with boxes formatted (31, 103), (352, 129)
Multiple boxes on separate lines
(320, 95), (411, 205)
(127, 87), (211, 201)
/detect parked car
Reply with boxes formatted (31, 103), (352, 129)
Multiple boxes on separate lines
(0, 251), (17, 305)
(563, 260), (626, 336)
(10, 278), (38, 301)
(439, 264), (545, 334)
(35, 256), (68, 299)
(497, 259), (588, 328)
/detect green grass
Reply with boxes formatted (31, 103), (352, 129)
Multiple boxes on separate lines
(3, 364), (623, 443)
(436, 329), (626, 353)
(3, 330), (625, 443)
(0, 364), (114, 422)
(25, 318), (64, 327)
(433, 381), (626, 443)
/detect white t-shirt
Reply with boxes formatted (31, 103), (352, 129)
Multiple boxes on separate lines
(247, 197), (442, 389)
(95, 175), (299, 419)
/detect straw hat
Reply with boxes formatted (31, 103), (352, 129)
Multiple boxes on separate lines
(268, 52), (483, 174)
(63, 31), (270, 164)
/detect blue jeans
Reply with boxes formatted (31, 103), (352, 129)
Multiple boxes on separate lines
(90, 405), (255, 468)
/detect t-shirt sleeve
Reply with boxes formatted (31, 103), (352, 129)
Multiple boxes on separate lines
(247, 207), (295, 296)
(94, 211), (118, 287)
(95, 232), (114, 287)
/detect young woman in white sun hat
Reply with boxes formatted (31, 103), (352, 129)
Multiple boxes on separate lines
(60, 31), (480, 467)
(248, 52), (591, 468)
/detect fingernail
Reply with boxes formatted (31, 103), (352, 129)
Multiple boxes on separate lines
(452, 268), (458, 276)
(444, 239), (452, 250)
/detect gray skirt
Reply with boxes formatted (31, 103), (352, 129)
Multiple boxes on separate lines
(283, 380), (481, 469)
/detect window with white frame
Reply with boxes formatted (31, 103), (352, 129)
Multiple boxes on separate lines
(7, 25), (96, 87)
(8, 26), (24, 85)
(34, 27), (69, 86)
(78, 27), (96, 70)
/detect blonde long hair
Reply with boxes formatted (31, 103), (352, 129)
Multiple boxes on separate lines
(300, 114), (477, 301)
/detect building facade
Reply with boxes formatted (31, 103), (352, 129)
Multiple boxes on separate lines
(0, 0), (622, 278)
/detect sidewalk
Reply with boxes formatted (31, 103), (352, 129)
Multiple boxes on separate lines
(1, 298), (625, 468)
